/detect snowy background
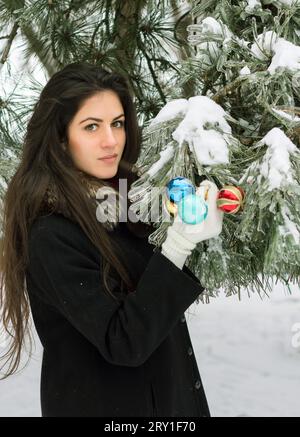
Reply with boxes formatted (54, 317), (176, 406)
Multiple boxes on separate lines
(188, 282), (300, 417)
(0, 281), (299, 417)
(1, 11), (300, 418)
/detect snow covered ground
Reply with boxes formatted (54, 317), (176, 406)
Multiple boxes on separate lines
(0, 281), (299, 417)
(187, 282), (300, 417)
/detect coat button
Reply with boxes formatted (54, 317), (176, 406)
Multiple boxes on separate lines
(181, 315), (186, 323)
(195, 380), (201, 390)
(188, 347), (193, 356)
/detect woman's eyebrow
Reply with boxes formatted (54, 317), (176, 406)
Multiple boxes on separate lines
(79, 114), (125, 124)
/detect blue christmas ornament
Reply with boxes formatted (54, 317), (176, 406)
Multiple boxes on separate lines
(166, 177), (195, 203)
(177, 193), (208, 225)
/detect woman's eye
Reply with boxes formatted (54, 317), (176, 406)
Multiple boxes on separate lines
(85, 123), (98, 131)
(113, 120), (125, 128)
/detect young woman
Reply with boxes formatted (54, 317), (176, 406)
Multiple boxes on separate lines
(0, 62), (223, 417)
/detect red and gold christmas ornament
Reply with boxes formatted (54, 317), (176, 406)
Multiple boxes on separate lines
(216, 185), (245, 214)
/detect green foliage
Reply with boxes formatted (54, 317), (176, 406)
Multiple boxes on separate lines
(1, 0), (300, 297)
(128, 0), (300, 297)
(0, 0), (195, 180)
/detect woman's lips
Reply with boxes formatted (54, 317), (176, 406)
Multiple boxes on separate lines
(98, 155), (117, 164)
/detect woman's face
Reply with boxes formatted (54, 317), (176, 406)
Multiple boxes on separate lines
(67, 90), (126, 179)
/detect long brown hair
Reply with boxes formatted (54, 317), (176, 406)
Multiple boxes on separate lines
(0, 62), (153, 379)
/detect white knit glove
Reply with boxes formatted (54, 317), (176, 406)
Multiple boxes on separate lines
(161, 180), (224, 269)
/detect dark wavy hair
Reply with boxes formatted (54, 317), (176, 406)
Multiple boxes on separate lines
(0, 62), (153, 379)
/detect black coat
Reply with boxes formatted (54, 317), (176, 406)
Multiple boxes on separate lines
(26, 213), (210, 417)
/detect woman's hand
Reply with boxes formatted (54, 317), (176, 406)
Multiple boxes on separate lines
(161, 180), (224, 270)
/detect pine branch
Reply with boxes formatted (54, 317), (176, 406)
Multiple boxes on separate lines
(88, 19), (106, 53)
(0, 22), (19, 72)
(275, 106), (300, 116)
(104, 0), (112, 39)
(212, 76), (248, 103)
(21, 24), (59, 77)
(137, 42), (167, 104)
(171, 0), (198, 98)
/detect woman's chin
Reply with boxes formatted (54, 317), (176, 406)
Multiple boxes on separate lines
(91, 167), (118, 180)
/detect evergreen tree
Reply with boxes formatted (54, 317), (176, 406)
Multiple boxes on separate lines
(128, 0), (300, 299)
(1, 0), (299, 298)
(0, 0), (195, 197)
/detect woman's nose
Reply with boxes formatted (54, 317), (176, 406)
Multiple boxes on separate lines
(100, 125), (118, 147)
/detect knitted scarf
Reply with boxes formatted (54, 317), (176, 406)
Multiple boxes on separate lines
(42, 170), (122, 231)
